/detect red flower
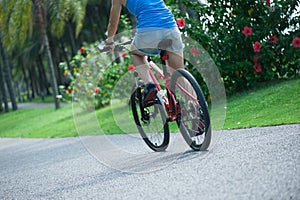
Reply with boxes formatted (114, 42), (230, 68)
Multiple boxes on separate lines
(80, 47), (85, 55)
(66, 88), (73, 94)
(266, 0), (270, 5)
(94, 87), (99, 94)
(253, 63), (262, 73)
(242, 26), (252, 36)
(253, 41), (262, 52)
(176, 18), (185, 28)
(128, 65), (135, 71)
(190, 47), (199, 55)
(269, 35), (278, 44)
(121, 52), (126, 58)
(292, 37), (300, 48)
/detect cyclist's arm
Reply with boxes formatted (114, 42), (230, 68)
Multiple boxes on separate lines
(106, 0), (122, 43)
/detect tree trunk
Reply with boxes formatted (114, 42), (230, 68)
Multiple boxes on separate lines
(0, 93), (3, 112)
(30, 64), (39, 99)
(38, 54), (50, 95)
(15, 81), (21, 102)
(44, 35), (60, 109)
(33, 0), (59, 109)
(21, 63), (31, 101)
(0, 38), (17, 111)
(67, 23), (77, 55)
(36, 60), (45, 101)
(0, 60), (9, 112)
(21, 63), (30, 100)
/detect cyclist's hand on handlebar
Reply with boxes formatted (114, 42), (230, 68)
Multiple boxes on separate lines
(103, 44), (114, 52)
(103, 40), (115, 52)
(97, 40), (114, 53)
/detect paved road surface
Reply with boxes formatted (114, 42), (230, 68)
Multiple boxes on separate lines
(0, 124), (299, 199)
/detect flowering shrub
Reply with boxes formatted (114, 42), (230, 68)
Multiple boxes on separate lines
(169, 0), (300, 94)
(59, 42), (134, 109)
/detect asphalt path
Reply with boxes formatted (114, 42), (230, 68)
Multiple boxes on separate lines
(0, 124), (299, 199)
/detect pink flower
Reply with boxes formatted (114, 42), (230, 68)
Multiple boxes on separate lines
(176, 18), (185, 28)
(253, 63), (262, 73)
(242, 26), (252, 36)
(266, 0), (270, 5)
(292, 37), (300, 48)
(94, 87), (99, 94)
(121, 52), (126, 58)
(269, 35), (278, 44)
(190, 47), (199, 55)
(128, 65), (135, 71)
(253, 41), (262, 52)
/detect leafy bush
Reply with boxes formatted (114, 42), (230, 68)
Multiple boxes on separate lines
(168, 0), (300, 94)
(59, 42), (135, 109)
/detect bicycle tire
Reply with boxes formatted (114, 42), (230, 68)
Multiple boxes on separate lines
(130, 87), (170, 152)
(170, 68), (211, 151)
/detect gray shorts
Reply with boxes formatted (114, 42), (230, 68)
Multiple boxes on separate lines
(132, 27), (183, 56)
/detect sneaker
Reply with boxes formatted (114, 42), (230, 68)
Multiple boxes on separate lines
(142, 82), (157, 106)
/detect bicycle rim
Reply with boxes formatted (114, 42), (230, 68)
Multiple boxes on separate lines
(130, 89), (170, 152)
(170, 69), (211, 151)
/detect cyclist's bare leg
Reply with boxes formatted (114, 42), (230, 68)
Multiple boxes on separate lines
(166, 50), (184, 74)
(167, 50), (196, 96)
(131, 49), (152, 83)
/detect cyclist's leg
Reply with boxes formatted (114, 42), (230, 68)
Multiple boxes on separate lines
(166, 50), (184, 74)
(167, 50), (196, 97)
(131, 47), (152, 83)
(131, 47), (157, 104)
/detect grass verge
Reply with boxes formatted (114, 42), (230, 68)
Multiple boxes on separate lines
(0, 78), (299, 138)
(224, 78), (300, 129)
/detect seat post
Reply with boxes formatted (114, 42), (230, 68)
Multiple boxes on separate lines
(160, 50), (169, 76)
(158, 39), (172, 76)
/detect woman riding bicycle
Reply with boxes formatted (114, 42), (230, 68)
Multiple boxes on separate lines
(104, 0), (184, 103)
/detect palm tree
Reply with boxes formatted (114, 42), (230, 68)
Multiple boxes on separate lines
(0, 58), (9, 112)
(0, 34), (17, 111)
(0, 0), (88, 110)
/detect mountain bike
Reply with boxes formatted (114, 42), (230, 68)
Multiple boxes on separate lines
(100, 40), (211, 151)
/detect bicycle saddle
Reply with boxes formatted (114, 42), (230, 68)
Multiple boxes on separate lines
(158, 39), (173, 50)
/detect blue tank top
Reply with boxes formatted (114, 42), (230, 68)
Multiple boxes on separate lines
(126, 0), (177, 32)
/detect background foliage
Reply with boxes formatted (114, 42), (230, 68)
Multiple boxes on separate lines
(1, 0), (299, 112)
(168, 0), (300, 94)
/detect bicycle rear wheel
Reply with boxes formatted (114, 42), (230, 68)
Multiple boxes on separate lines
(170, 69), (211, 151)
(130, 87), (170, 152)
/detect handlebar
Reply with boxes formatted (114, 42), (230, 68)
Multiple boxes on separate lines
(98, 40), (132, 53)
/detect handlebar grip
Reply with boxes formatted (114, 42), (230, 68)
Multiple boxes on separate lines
(99, 46), (112, 53)
(97, 40), (132, 53)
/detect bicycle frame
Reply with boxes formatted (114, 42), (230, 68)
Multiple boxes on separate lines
(148, 59), (178, 121)
(99, 41), (200, 122)
(147, 50), (201, 123)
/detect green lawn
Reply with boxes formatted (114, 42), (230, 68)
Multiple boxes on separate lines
(224, 78), (300, 129)
(0, 78), (299, 138)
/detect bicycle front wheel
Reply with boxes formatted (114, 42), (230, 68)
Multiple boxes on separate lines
(130, 88), (170, 152)
(170, 69), (211, 151)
